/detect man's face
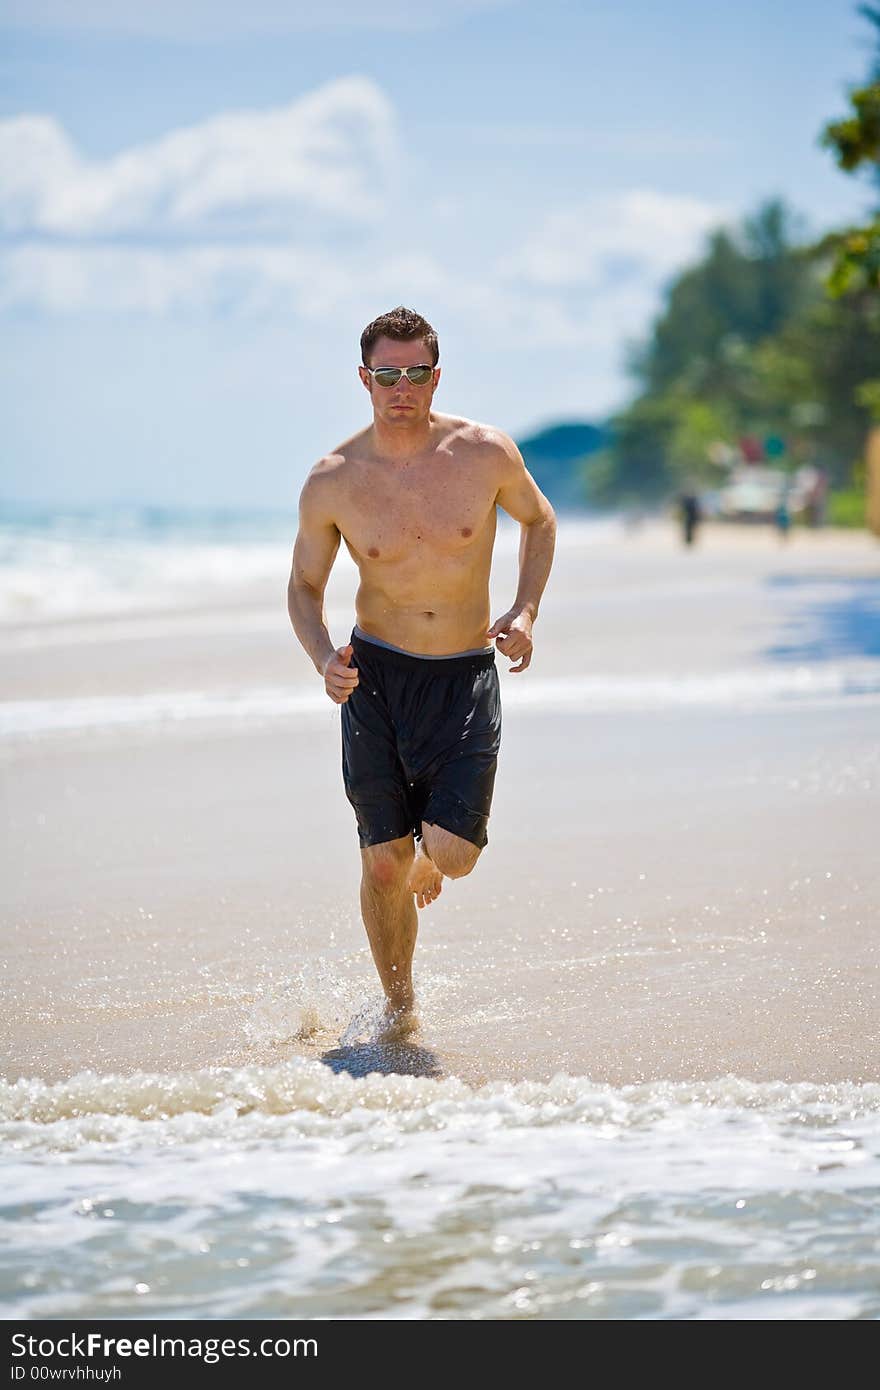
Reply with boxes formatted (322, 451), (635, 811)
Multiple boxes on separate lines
(358, 335), (440, 428)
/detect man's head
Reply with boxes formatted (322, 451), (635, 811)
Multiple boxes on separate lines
(358, 306), (441, 428)
(360, 305), (439, 369)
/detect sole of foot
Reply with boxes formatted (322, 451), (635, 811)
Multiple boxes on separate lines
(407, 852), (443, 909)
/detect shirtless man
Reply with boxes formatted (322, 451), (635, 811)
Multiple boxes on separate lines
(287, 306), (556, 1037)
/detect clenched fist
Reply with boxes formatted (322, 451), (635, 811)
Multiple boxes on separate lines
(323, 642), (360, 704)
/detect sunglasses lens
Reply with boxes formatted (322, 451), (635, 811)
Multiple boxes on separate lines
(370, 365), (434, 387)
(373, 368), (402, 388)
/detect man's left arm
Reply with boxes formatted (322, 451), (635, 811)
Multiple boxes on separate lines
(488, 433), (557, 673)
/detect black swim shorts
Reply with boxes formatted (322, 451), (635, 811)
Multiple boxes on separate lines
(340, 626), (502, 850)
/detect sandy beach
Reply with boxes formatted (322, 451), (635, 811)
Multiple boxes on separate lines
(3, 517), (879, 1090)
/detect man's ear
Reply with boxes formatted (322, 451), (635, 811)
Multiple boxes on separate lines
(358, 366), (372, 393)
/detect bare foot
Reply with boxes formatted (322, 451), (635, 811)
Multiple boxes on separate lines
(407, 841), (443, 909)
(376, 1000), (419, 1043)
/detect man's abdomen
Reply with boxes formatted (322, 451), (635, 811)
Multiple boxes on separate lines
(354, 585), (493, 657)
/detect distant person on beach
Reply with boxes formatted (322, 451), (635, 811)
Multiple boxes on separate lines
(678, 489), (702, 547)
(287, 306), (557, 1038)
(774, 484), (792, 541)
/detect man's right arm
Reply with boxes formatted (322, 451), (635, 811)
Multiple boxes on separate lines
(287, 468), (342, 677)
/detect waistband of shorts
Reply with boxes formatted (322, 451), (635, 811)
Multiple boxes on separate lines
(350, 626), (496, 672)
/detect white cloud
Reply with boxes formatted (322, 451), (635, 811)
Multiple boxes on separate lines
(499, 190), (733, 290)
(0, 200), (717, 361)
(0, 242), (457, 316)
(0, 76), (397, 235)
(0, 0), (513, 38)
(0, 83), (732, 375)
(1, 244), (320, 315)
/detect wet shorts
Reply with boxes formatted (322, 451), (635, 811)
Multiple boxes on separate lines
(340, 626), (502, 850)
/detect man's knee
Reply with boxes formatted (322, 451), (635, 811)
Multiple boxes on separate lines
(361, 835), (414, 891)
(421, 822), (482, 879)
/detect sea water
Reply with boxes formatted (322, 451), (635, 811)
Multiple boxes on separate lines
(2, 1065), (880, 1320)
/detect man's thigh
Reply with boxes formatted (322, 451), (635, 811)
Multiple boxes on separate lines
(420, 820), (482, 876)
(340, 672), (417, 848)
(419, 661), (502, 851)
(421, 752), (498, 851)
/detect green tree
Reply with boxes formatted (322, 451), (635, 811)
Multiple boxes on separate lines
(818, 3), (880, 303)
(582, 2), (880, 514)
(632, 202), (813, 398)
(585, 196), (878, 503)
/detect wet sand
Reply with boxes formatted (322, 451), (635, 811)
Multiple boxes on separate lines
(2, 519), (879, 1087)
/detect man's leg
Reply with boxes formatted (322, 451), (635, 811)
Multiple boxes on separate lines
(417, 661), (499, 881)
(421, 822), (482, 879)
(402, 822), (479, 908)
(360, 833), (420, 1026)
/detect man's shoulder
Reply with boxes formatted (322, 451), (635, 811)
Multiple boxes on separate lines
(440, 414), (520, 463)
(304, 426), (370, 489)
(299, 457), (343, 518)
(305, 452), (347, 483)
(298, 445), (358, 527)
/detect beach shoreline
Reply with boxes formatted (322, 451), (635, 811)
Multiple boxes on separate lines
(3, 519), (879, 1090)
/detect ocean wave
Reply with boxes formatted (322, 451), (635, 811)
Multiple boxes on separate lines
(3, 1059), (879, 1321)
(3, 1059), (878, 1139)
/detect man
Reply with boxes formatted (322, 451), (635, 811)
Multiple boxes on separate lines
(287, 306), (556, 1038)
(678, 486), (702, 547)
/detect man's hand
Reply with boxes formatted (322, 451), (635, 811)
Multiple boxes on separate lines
(487, 608), (533, 673)
(323, 643), (359, 703)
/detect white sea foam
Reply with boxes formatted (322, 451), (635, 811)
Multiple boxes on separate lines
(3, 1060), (878, 1131)
(0, 535), (295, 623)
(2, 1061), (879, 1320)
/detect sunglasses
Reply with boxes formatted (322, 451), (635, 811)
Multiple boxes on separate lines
(363, 364), (435, 388)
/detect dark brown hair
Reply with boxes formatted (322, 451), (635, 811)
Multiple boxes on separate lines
(360, 306), (439, 367)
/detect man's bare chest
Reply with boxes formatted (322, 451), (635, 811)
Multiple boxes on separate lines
(336, 458), (498, 563)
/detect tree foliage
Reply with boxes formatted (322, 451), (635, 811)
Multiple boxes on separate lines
(584, 4), (880, 508)
(818, 3), (880, 297)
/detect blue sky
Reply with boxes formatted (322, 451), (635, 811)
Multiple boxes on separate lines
(1, 0), (876, 507)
